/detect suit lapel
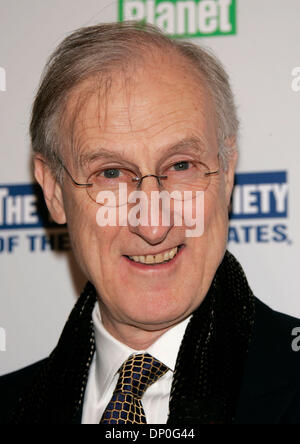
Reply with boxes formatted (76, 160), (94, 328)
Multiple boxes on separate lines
(235, 299), (298, 424)
(168, 297), (299, 425)
(168, 251), (256, 424)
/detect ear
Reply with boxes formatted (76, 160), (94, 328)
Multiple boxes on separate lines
(223, 136), (238, 207)
(33, 155), (67, 225)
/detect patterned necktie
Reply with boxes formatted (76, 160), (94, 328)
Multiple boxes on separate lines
(100, 353), (169, 424)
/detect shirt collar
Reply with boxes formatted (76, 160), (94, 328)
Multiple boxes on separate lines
(92, 303), (191, 396)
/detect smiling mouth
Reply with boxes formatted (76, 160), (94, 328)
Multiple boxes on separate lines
(125, 244), (184, 265)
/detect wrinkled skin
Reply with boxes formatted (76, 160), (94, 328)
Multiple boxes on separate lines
(35, 53), (237, 349)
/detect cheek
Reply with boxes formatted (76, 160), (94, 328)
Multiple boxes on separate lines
(190, 181), (228, 256)
(184, 183), (228, 300)
(62, 191), (117, 274)
(205, 178), (228, 224)
(203, 184), (229, 261)
(65, 195), (95, 242)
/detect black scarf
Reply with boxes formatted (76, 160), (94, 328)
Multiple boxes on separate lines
(10, 250), (255, 424)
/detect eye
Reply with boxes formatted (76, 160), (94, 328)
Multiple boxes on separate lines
(91, 167), (136, 185)
(171, 161), (190, 171)
(101, 168), (122, 179)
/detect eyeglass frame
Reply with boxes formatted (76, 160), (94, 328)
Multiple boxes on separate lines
(54, 154), (221, 202)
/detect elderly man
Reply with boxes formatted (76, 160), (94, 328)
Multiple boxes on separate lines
(0, 21), (300, 425)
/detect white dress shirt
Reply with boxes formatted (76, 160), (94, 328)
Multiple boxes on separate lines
(82, 303), (191, 424)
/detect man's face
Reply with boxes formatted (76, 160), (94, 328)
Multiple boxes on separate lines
(43, 55), (236, 340)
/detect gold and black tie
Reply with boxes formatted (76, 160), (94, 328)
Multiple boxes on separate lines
(100, 353), (169, 424)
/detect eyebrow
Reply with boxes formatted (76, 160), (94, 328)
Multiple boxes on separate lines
(77, 136), (207, 170)
(78, 148), (131, 169)
(159, 137), (206, 163)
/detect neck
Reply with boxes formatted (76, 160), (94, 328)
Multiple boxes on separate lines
(99, 304), (182, 350)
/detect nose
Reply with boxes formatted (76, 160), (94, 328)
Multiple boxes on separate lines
(128, 175), (174, 245)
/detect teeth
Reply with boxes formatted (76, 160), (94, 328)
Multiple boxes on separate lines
(169, 249), (176, 259)
(155, 253), (164, 263)
(129, 247), (179, 265)
(146, 255), (155, 264)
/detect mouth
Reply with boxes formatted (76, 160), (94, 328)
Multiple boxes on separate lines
(124, 244), (185, 266)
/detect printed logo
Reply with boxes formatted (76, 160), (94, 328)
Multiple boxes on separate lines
(95, 184), (205, 237)
(291, 67), (300, 92)
(0, 327), (6, 352)
(291, 327), (300, 352)
(0, 184), (56, 230)
(118, 0), (236, 37)
(0, 66), (6, 92)
(229, 171), (290, 244)
(0, 184), (69, 254)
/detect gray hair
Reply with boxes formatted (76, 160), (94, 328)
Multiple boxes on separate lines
(30, 21), (239, 181)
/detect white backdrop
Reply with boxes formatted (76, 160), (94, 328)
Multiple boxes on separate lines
(1, 0), (300, 376)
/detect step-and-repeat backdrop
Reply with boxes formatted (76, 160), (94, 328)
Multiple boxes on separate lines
(1, 0), (300, 375)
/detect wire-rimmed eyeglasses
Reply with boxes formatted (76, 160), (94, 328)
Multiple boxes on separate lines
(55, 155), (220, 207)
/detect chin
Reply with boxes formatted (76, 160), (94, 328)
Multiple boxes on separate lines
(122, 295), (193, 329)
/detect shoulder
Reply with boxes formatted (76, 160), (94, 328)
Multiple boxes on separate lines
(254, 297), (300, 352)
(235, 298), (300, 423)
(251, 297), (300, 371)
(0, 359), (47, 424)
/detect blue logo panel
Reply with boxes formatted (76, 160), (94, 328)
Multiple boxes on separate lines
(0, 184), (60, 230)
(230, 171), (288, 220)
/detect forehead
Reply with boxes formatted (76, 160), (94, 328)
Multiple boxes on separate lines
(63, 55), (217, 165)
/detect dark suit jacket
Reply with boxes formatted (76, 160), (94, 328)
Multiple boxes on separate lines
(1, 298), (300, 424)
